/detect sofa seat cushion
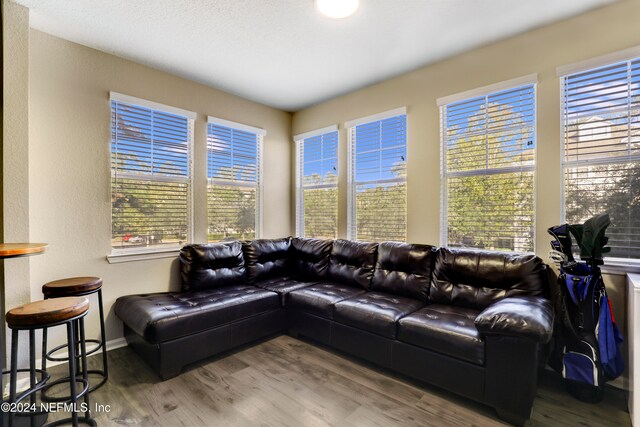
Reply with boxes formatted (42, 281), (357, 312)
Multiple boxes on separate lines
(253, 277), (318, 305)
(397, 304), (485, 365)
(114, 285), (280, 344)
(288, 282), (366, 319)
(334, 292), (425, 339)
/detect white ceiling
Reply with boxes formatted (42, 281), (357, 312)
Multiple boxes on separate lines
(17, 0), (616, 112)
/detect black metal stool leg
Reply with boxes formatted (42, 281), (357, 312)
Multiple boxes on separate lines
(97, 289), (108, 383)
(42, 295), (48, 379)
(66, 321), (79, 426)
(74, 321), (82, 377)
(41, 327), (47, 376)
(78, 319), (93, 425)
(29, 330), (36, 427)
(10, 329), (19, 427)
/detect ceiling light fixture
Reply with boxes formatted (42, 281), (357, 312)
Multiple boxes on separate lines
(315, 0), (359, 19)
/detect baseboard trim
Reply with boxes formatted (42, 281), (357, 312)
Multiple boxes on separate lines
(608, 376), (627, 391)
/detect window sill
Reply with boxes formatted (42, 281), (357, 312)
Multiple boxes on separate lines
(106, 247), (181, 264)
(600, 258), (640, 275)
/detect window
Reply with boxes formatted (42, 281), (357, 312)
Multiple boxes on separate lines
(347, 108), (407, 242)
(110, 93), (194, 252)
(207, 117), (264, 242)
(439, 79), (536, 252)
(561, 58), (640, 259)
(295, 126), (339, 239)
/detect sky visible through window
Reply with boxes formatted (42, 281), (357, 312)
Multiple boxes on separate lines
(111, 101), (190, 176)
(354, 115), (406, 183)
(207, 123), (258, 183)
(565, 60), (640, 123)
(303, 131), (338, 185)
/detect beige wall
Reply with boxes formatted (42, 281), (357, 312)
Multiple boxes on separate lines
(27, 30), (292, 347)
(2, 0), (31, 364)
(292, 0), (640, 332)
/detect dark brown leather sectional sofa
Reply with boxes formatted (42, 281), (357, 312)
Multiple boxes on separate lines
(114, 237), (554, 425)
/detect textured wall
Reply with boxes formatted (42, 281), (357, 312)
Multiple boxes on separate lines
(2, 0), (31, 365)
(27, 30), (292, 348)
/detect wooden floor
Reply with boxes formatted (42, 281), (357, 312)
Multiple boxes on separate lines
(44, 335), (629, 426)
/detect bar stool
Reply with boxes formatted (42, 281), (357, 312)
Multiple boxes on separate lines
(41, 277), (107, 394)
(5, 297), (94, 427)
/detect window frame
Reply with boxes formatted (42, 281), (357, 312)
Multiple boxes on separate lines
(108, 92), (195, 261)
(438, 76), (538, 253)
(559, 52), (640, 265)
(345, 107), (408, 242)
(206, 115), (265, 242)
(294, 125), (339, 238)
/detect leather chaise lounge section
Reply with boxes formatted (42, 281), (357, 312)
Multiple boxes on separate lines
(114, 237), (553, 425)
(114, 241), (286, 380)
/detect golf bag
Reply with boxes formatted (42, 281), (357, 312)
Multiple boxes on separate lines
(548, 213), (624, 402)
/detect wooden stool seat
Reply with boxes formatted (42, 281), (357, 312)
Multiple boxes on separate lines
(6, 297), (89, 328)
(42, 276), (102, 297)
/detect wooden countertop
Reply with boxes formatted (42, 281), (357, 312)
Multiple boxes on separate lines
(0, 243), (48, 259)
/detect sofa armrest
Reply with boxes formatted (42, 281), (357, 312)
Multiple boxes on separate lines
(475, 296), (554, 343)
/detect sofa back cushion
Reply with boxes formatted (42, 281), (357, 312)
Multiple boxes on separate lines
(179, 242), (246, 292)
(328, 239), (378, 289)
(430, 247), (548, 310)
(242, 237), (292, 283)
(371, 242), (437, 301)
(290, 237), (333, 280)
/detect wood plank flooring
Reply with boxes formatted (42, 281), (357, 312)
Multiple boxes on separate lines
(44, 335), (630, 426)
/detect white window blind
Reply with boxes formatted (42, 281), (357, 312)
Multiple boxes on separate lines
(441, 84), (536, 252)
(296, 129), (338, 239)
(348, 112), (407, 242)
(207, 119), (263, 242)
(110, 97), (193, 252)
(562, 58), (640, 259)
